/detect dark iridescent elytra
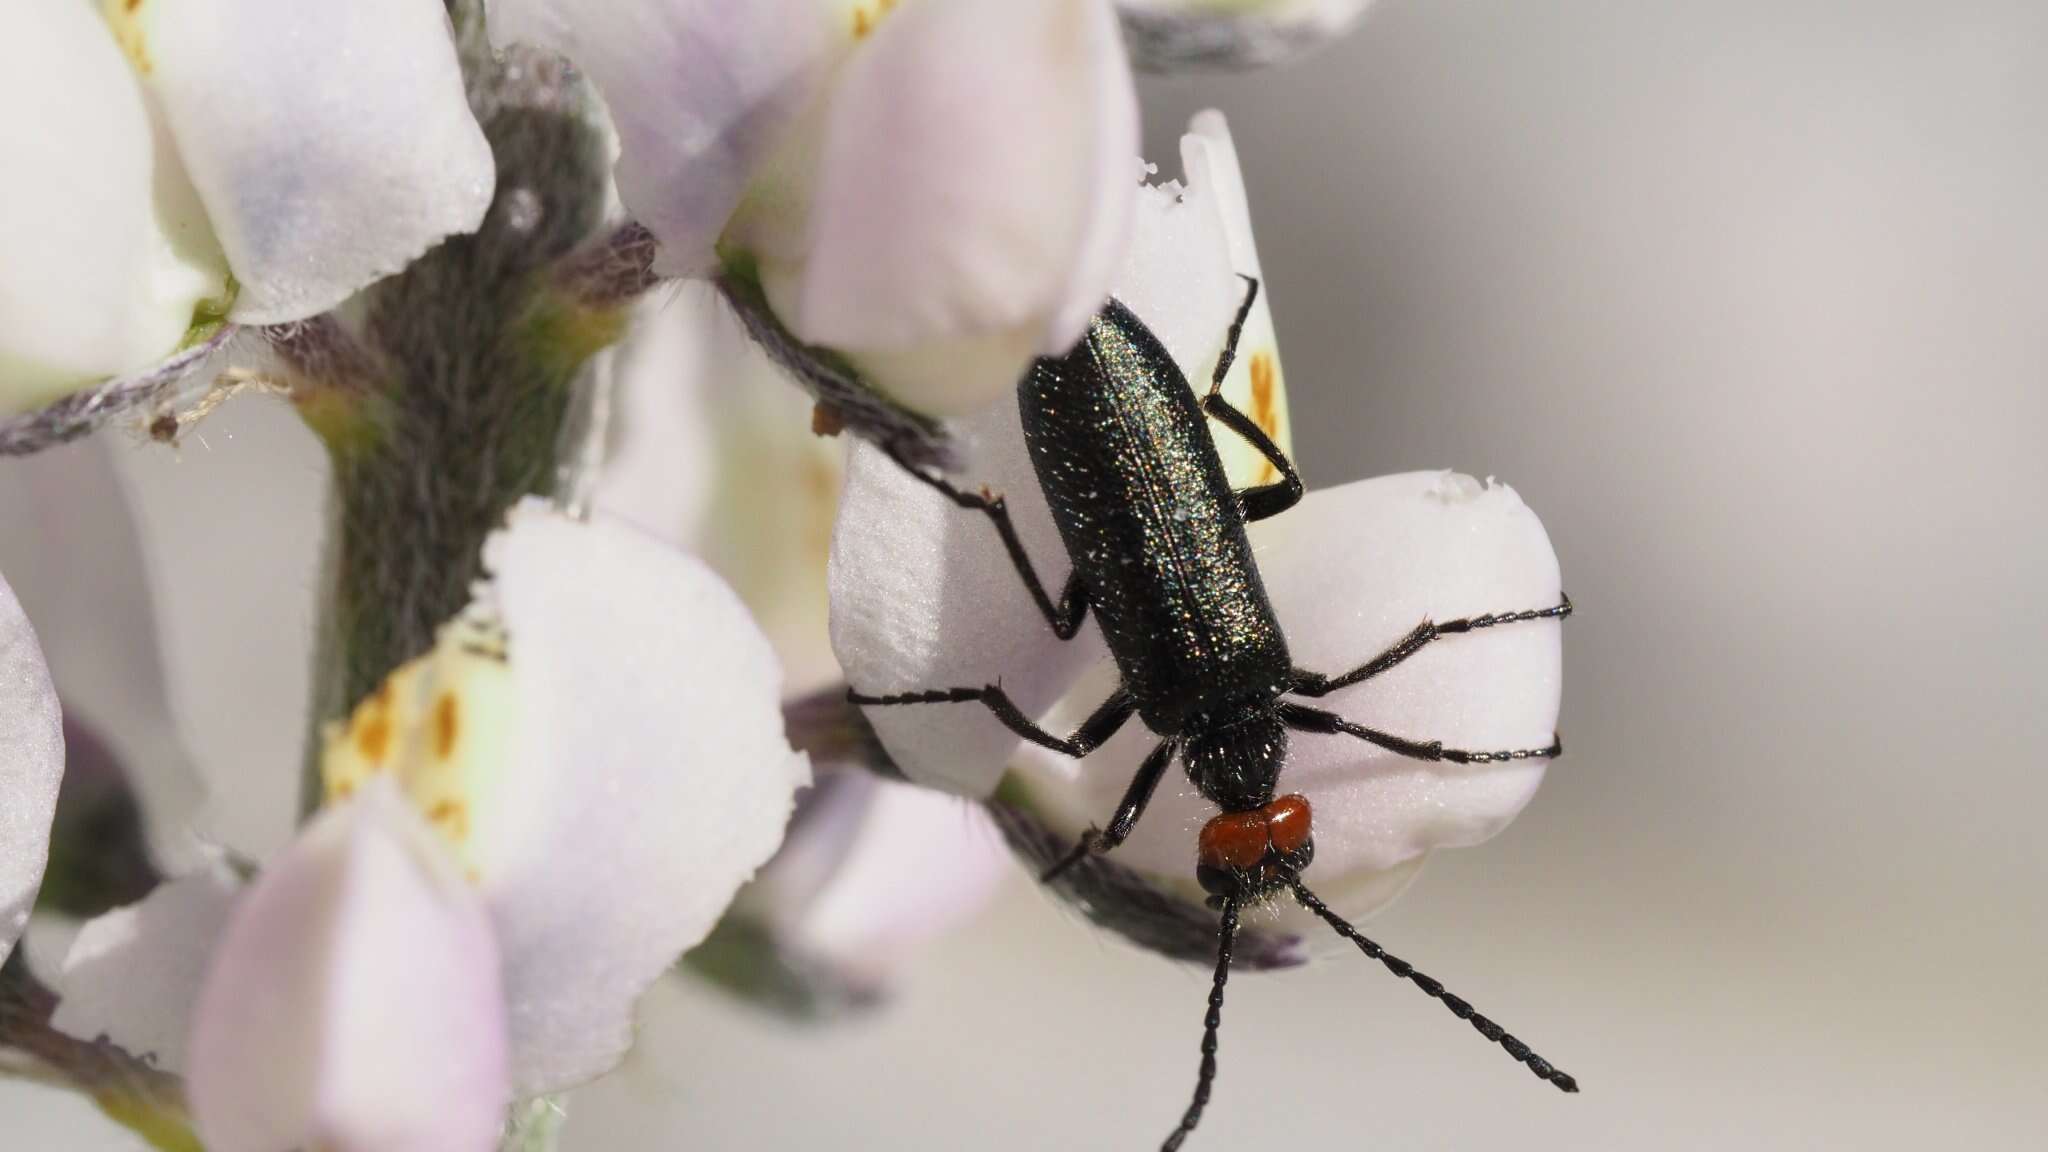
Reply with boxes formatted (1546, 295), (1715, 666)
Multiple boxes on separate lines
(1018, 299), (1293, 735)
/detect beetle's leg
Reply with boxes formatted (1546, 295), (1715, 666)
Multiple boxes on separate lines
(1278, 701), (1563, 765)
(1206, 273), (1262, 397)
(884, 448), (1090, 639)
(1204, 392), (1303, 522)
(1200, 275), (1303, 522)
(1290, 595), (1573, 697)
(847, 683), (1134, 759)
(1041, 739), (1179, 883)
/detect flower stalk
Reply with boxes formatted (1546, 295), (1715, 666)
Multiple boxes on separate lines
(298, 28), (617, 812)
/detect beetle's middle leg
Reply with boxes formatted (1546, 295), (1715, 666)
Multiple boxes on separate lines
(1277, 701), (1562, 765)
(885, 449), (1091, 639)
(1290, 595), (1573, 698)
(847, 683), (1134, 759)
(1200, 275), (1302, 523)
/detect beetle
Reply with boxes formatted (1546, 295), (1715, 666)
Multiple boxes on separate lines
(850, 277), (1576, 1149)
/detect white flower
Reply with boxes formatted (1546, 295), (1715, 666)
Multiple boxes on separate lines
(597, 288), (1011, 1001)
(49, 501), (809, 1149)
(0, 566), (63, 968)
(829, 112), (1565, 931)
(489, 0), (1139, 417)
(0, 0), (494, 413)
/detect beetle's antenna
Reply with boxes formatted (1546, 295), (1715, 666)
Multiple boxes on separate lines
(1160, 896), (1239, 1152)
(1290, 880), (1580, 1093)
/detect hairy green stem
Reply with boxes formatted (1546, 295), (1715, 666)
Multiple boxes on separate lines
(298, 33), (621, 812)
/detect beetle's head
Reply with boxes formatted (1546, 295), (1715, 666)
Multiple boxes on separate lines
(1195, 792), (1314, 903)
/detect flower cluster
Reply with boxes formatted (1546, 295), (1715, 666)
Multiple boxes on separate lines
(0, 1), (1566, 1149)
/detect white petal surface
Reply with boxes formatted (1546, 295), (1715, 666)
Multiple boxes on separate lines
(188, 782), (507, 1152)
(595, 286), (848, 692)
(0, 3), (222, 406)
(481, 502), (808, 1093)
(800, 0), (1139, 415)
(143, 0), (494, 323)
(489, 0), (841, 277)
(1176, 111), (1295, 484)
(0, 570), (62, 966)
(0, 442), (208, 869)
(1010, 471), (1563, 914)
(50, 866), (240, 1074)
(591, 293), (723, 552)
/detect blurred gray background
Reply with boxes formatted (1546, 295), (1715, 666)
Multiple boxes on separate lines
(6, 0), (2045, 1148)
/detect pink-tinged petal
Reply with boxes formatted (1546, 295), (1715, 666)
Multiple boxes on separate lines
(51, 866), (241, 1074)
(0, 2), (224, 406)
(766, 775), (1010, 981)
(1008, 471), (1563, 923)
(0, 568), (63, 966)
(488, 0), (842, 277)
(138, 0), (494, 323)
(480, 502), (808, 1093)
(798, 0), (1139, 415)
(188, 782), (507, 1152)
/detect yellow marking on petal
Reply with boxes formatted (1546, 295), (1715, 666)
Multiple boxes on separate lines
(99, 0), (153, 75)
(320, 612), (517, 878)
(427, 798), (471, 843)
(852, 0), (898, 40)
(354, 710), (392, 765)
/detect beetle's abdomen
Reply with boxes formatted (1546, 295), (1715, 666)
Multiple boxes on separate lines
(1019, 301), (1290, 728)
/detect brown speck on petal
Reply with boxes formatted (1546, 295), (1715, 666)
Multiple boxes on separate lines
(428, 798), (471, 841)
(811, 403), (846, 438)
(434, 693), (460, 761)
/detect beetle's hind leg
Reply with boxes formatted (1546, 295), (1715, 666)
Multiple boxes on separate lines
(1200, 275), (1303, 523)
(882, 447), (1091, 640)
(1278, 701), (1562, 764)
(847, 683), (1134, 760)
(1290, 594), (1573, 698)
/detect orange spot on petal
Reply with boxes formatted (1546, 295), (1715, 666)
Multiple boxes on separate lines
(1249, 352), (1282, 484)
(354, 712), (391, 764)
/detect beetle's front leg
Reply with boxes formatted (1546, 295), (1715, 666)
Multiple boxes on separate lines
(1040, 738), (1180, 883)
